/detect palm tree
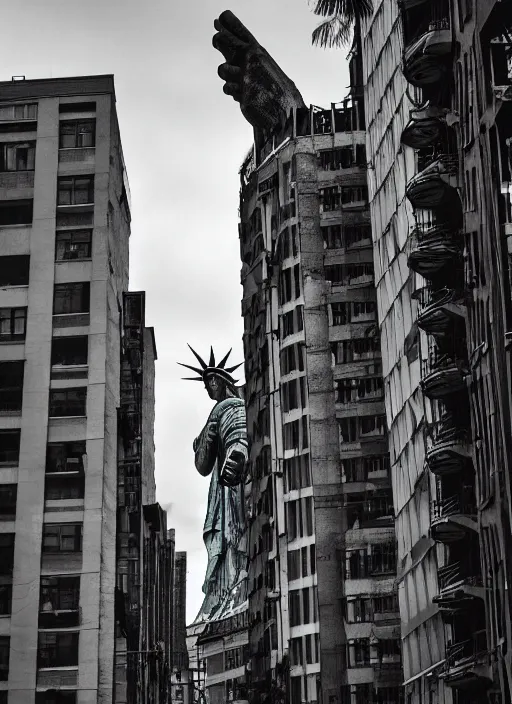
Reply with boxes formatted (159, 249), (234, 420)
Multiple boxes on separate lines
(311, 0), (373, 48)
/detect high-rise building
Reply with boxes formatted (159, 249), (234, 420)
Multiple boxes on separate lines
(359, 0), (512, 702)
(237, 51), (402, 702)
(0, 76), (170, 704)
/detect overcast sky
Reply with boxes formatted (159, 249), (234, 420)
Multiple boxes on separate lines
(6, 0), (349, 622)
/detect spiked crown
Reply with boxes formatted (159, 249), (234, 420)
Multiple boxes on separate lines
(178, 345), (242, 386)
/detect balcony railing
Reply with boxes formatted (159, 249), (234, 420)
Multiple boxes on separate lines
(432, 494), (476, 520)
(427, 417), (469, 446)
(446, 629), (488, 669)
(438, 561), (482, 592)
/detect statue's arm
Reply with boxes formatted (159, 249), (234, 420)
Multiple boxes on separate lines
(193, 421), (218, 477)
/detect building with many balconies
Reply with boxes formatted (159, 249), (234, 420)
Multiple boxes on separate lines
(359, 0), (512, 701)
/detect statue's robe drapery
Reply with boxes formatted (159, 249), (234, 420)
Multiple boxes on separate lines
(193, 395), (248, 619)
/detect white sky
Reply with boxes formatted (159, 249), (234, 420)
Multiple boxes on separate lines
(5, 0), (350, 622)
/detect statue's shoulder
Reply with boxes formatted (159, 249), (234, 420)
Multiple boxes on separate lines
(216, 397), (245, 413)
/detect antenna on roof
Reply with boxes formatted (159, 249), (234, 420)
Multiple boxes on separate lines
(11, 76), (25, 82)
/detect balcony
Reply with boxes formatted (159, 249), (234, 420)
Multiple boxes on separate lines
(434, 561), (484, 612)
(406, 154), (459, 209)
(426, 419), (472, 476)
(407, 224), (459, 279)
(431, 494), (478, 544)
(415, 286), (465, 336)
(444, 630), (492, 691)
(421, 351), (467, 400)
(401, 104), (452, 149)
(403, 19), (453, 88)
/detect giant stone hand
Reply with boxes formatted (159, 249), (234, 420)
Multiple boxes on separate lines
(213, 10), (306, 135)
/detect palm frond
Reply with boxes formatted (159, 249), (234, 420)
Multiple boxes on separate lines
(312, 14), (353, 48)
(312, 0), (373, 20)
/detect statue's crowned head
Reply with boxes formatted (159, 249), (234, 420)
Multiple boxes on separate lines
(178, 345), (242, 401)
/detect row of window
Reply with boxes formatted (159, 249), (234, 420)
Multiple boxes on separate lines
(284, 453), (311, 492)
(286, 496), (314, 541)
(345, 594), (399, 623)
(331, 338), (381, 364)
(280, 342), (305, 375)
(345, 543), (396, 579)
(1, 525), (83, 578)
(290, 632), (320, 666)
(0, 362), (87, 415)
(289, 586), (318, 626)
(335, 376), (384, 404)
(331, 301), (377, 325)
(281, 305), (304, 339)
(341, 455), (390, 482)
(345, 490), (394, 527)
(320, 185), (369, 211)
(0, 121), (94, 175)
(347, 637), (401, 668)
(288, 543), (316, 581)
(339, 415), (387, 442)
(322, 223), (372, 250)
(0, 278), (90, 318)
(325, 263), (374, 287)
(0, 436), (85, 470)
(281, 375), (307, 413)
(283, 414), (309, 452)
(340, 684), (403, 704)
(279, 264), (302, 305)
(319, 145), (366, 171)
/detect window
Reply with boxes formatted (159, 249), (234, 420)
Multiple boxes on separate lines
(0, 585), (11, 615)
(36, 692), (77, 704)
(46, 441), (86, 473)
(57, 176), (94, 206)
(0, 255), (29, 286)
(345, 224), (372, 248)
(290, 637), (303, 666)
(55, 229), (92, 260)
(0, 307), (27, 341)
(332, 303), (348, 326)
(288, 549), (301, 581)
(0, 142), (35, 171)
(0, 361), (24, 412)
(40, 576), (80, 614)
(371, 542), (396, 575)
(0, 199), (33, 226)
(0, 485), (16, 519)
(284, 454), (311, 491)
(289, 590), (301, 626)
(342, 185), (368, 205)
(42, 523), (82, 553)
(319, 146), (355, 171)
(38, 631), (79, 668)
(350, 638), (370, 667)
(0, 104), (37, 122)
(360, 415), (386, 437)
(45, 473), (85, 501)
(0, 534), (14, 575)
(49, 388), (87, 417)
(51, 336), (88, 366)
(322, 224), (343, 249)
(0, 430), (20, 465)
(59, 120), (95, 149)
(320, 186), (341, 211)
(53, 282), (90, 315)
(0, 636), (9, 681)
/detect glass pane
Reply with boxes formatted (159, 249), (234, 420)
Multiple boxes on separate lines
(57, 180), (73, 206)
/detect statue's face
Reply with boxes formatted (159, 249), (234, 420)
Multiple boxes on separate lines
(205, 374), (224, 401)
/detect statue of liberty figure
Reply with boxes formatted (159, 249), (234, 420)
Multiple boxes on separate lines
(179, 345), (249, 621)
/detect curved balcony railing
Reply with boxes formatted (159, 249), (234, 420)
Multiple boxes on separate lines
(415, 286), (465, 337)
(408, 226), (459, 279)
(403, 18), (453, 88)
(446, 629), (488, 669)
(406, 155), (460, 209)
(432, 494), (476, 521)
(426, 418), (471, 475)
(437, 561), (482, 593)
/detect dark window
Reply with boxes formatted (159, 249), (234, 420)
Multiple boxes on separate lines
(51, 337), (88, 366)
(53, 282), (90, 315)
(59, 120), (95, 149)
(289, 590), (301, 626)
(36, 692), (77, 704)
(46, 441), (86, 473)
(55, 229), (92, 260)
(0, 255), (29, 286)
(351, 638), (370, 667)
(0, 104), (37, 122)
(42, 523), (82, 553)
(320, 186), (341, 211)
(49, 388), (87, 417)
(0, 199), (33, 226)
(0, 485), (16, 518)
(0, 585), (11, 615)
(0, 361), (24, 412)
(0, 142), (35, 171)
(0, 636), (9, 681)
(40, 576), (80, 612)
(0, 307), (27, 341)
(0, 430), (20, 465)
(57, 176), (94, 206)
(0, 534), (14, 575)
(45, 473), (85, 501)
(38, 631), (79, 668)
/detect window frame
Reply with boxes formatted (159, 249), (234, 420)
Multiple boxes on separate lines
(57, 176), (95, 207)
(53, 282), (90, 315)
(42, 523), (83, 554)
(48, 388), (87, 418)
(59, 120), (96, 150)
(55, 229), (92, 261)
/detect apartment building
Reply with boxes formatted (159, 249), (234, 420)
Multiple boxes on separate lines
(0, 76), (170, 704)
(358, 0), (512, 702)
(237, 44), (402, 703)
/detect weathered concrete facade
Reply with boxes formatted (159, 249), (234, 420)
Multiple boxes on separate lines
(360, 1), (512, 702)
(0, 76), (169, 704)
(238, 45), (401, 700)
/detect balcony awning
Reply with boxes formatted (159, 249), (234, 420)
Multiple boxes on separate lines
(371, 624), (401, 641)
